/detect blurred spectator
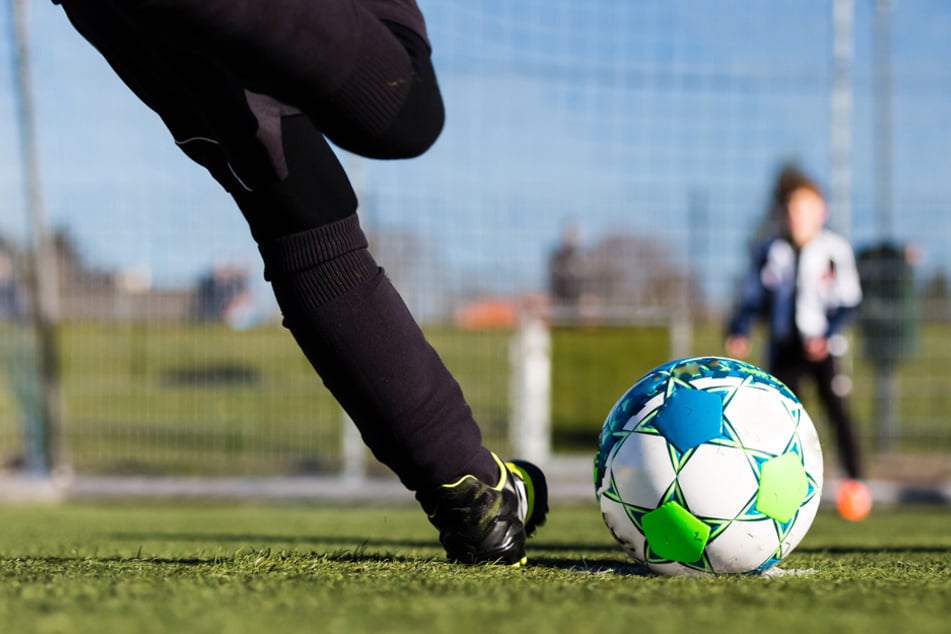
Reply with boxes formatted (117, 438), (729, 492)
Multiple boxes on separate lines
(0, 252), (20, 319)
(548, 223), (584, 321)
(725, 166), (871, 521)
(192, 264), (251, 326)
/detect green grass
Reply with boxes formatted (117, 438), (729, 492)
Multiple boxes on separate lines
(550, 325), (670, 449)
(1, 320), (949, 476)
(0, 502), (948, 634)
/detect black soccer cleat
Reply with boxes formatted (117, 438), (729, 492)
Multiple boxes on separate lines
(419, 453), (549, 566)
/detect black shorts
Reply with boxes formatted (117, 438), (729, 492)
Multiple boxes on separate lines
(56, 0), (443, 193)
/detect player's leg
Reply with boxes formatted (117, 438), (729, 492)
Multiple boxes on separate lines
(104, 0), (444, 159)
(813, 356), (863, 480)
(767, 342), (803, 397)
(238, 113), (548, 563)
(57, 0), (484, 488)
(57, 0), (547, 564)
(56, 0), (277, 190)
(239, 118), (495, 488)
(812, 356), (871, 521)
(238, 114), (549, 560)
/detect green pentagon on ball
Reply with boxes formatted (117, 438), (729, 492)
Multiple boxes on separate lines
(756, 452), (808, 523)
(642, 501), (711, 563)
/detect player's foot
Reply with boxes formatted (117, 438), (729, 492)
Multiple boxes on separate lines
(418, 453), (549, 565)
(836, 478), (872, 521)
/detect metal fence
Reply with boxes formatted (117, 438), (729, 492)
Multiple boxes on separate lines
(1, 1), (950, 487)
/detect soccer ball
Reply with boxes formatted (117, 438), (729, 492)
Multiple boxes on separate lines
(594, 356), (823, 575)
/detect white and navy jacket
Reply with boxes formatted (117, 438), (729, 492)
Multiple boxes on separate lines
(729, 230), (863, 345)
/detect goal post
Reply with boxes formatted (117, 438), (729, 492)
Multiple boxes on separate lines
(508, 309), (689, 468)
(509, 316), (551, 465)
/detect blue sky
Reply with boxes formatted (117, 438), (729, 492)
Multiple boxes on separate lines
(2, 1), (950, 315)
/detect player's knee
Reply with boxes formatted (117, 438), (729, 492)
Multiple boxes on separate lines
(382, 105), (445, 158)
(335, 91), (445, 160)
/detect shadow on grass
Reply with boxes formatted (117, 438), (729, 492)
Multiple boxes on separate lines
(795, 545), (951, 555)
(529, 555), (651, 575)
(3, 555), (220, 566)
(92, 530), (650, 573)
(104, 532), (620, 551)
(99, 531), (951, 568)
(106, 532), (440, 549)
(3, 552), (652, 575)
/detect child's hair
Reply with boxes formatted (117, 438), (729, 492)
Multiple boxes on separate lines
(772, 165), (824, 210)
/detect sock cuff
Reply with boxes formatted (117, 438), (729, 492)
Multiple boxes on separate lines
(258, 214), (369, 276)
(258, 215), (379, 306)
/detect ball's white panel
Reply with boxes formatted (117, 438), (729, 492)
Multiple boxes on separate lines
(687, 376), (745, 392)
(678, 444), (758, 520)
(796, 409), (825, 488)
(622, 393), (667, 431)
(706, 518), (781, 574)
(723, 384), (797, 455)
(600, 496), (647, 562)
(609, 432), (676, 509)
(781, 493), (821, 557)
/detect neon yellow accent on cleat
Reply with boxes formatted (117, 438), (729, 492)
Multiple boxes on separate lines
(431, 474), (481, 521)
(489, 452), (508, 491)
(505, 460), (535, 533)
(441, 473), (480, 490)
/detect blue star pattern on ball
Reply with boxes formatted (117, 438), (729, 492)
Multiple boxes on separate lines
(652, 388), (724, 454)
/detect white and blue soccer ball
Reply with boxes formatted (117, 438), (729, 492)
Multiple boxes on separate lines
(594, 356), (823, 576)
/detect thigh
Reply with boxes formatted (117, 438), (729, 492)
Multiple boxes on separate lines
(57, 0), (281, 192)
(101, 0), (442, 159)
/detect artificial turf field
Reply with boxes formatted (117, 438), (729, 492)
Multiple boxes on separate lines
(0, 502), (948, 633)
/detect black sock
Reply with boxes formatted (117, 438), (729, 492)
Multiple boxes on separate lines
(258, 216), (498, 490)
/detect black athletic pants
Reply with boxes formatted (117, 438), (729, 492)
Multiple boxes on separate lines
(56, 0), (500, 492)
(770, 342), (863, 480)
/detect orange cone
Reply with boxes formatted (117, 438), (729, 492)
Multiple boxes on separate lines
(836, 479), (872, 521)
